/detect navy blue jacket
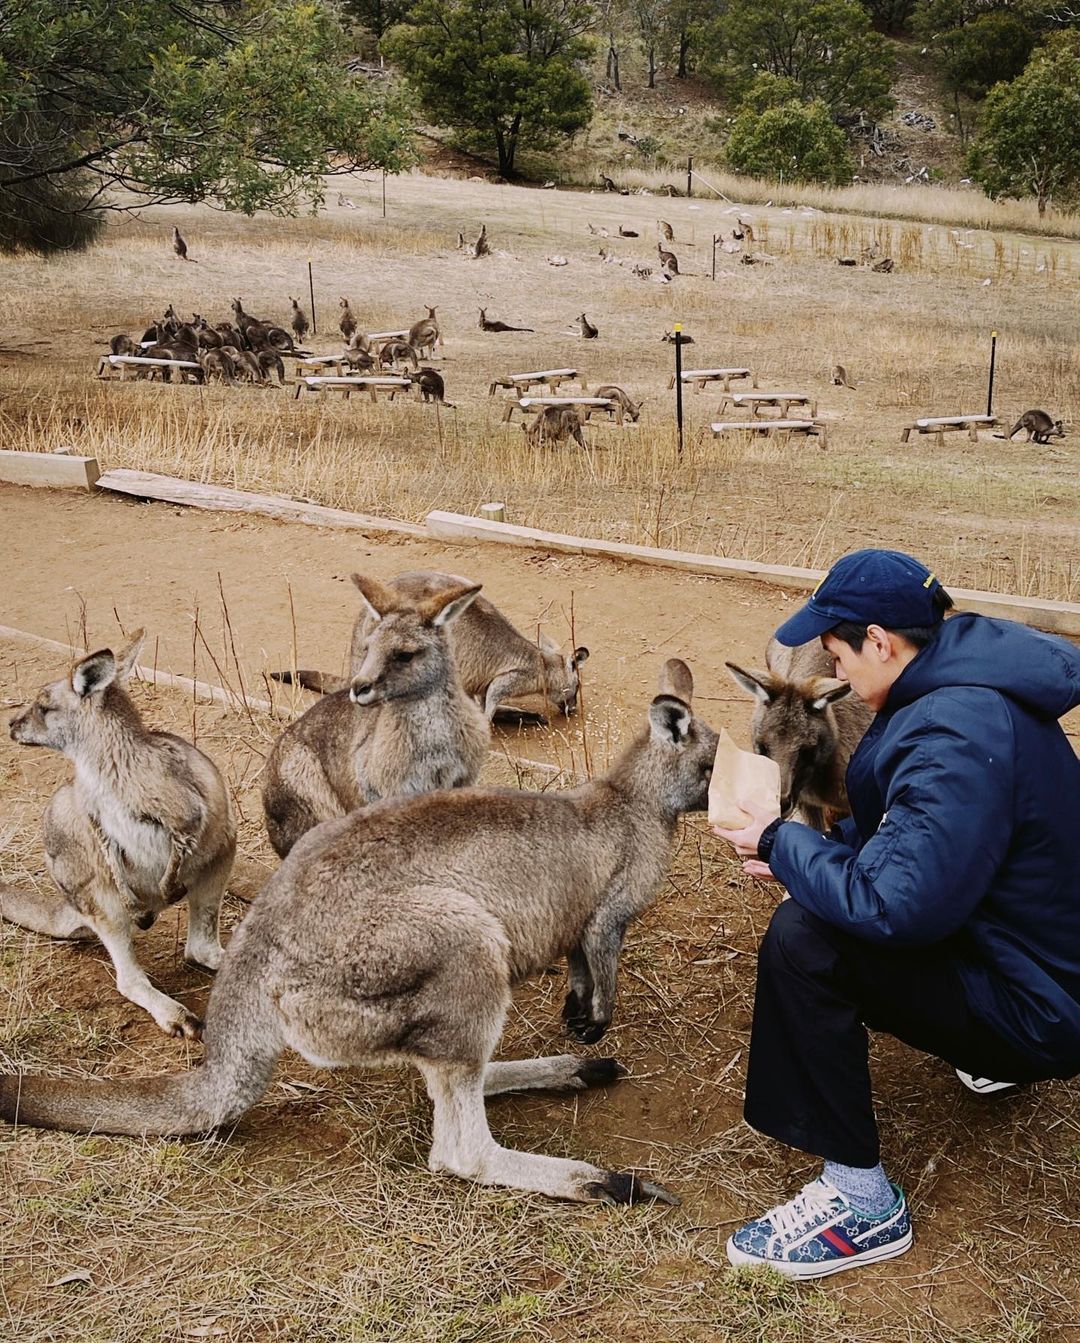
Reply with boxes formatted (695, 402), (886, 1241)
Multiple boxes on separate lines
(770, 613), (1080, 1071)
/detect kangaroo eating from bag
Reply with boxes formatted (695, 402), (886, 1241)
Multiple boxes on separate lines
(4, 633), (236, 1038)
(726, 639), (873, 831)
(0, 661), (714, 1209)
(274, 571), (588, 726)
(262, 576), (489, 857)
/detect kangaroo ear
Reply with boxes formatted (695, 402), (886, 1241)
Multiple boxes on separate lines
(115, 629), (146, 682)
(421, 583), (482, 628)
(570, 646), (590, 668)
(726, 662), (775, 704)
(71, 648), (117, 698)
(808, 678), (852, 712)
(351, 574), (399, 623)
(649, 694), (692, 745)
(658, 657), (693, 705)
(538, 631), (560, 654)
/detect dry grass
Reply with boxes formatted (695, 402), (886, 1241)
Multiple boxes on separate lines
(2, 171), (1079, 602)
(2, 629), (1078, 1342)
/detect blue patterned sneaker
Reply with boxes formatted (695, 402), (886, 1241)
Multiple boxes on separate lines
(726, 1177), (912, 1280)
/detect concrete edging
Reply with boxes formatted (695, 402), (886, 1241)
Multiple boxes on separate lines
(0, 450), (100, 491)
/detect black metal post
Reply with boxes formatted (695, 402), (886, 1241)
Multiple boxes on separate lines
(382, 169), (387, 219)
(674, 324), (685, 455)
(686, 156), (693, 198)
(712, 234), (720, 282)
(307, 259), (316, 335)
(987, 330), (997, 416)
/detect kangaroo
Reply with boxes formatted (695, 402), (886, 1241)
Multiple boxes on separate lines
(872, 257), (894, 273)
(109, 333), (134, 356)
(600, 173), (618, 191)
(262, 575), (489, 858)
(378, 339), (419, 371)
(193, 317), (223, 351)
(1003, 409), (1065, 444)
(0, 661), (714, 1211)
(257, 349), (286, 385)
(4, 634), (235, 1037)
(737, 218), (755, 242)
(172, 227), (195, 262)
(593, 384), (643, 423)
(473, 223), (490, 258)
(339, 297), (358, 343)
(275, 571), (588, 726)
(831, 363), (856, 389)
(478, 309), (534, 333)
(618, 225), (639, 238)
(524, 405), (585, 449)
(657, 219), (674, 243)
(660, 330), (694, 345)
(198, 348), (236, 385)
(725, 639), (874, 832)
(342, 346), (376, 372)
(408, 307), (440, 357)
(579, 313), (599, 339)
(289, 297), (309, 343)
(231, 348), (266, 385)
(408, 368), (454, 406)
(657, 244), (679, 274)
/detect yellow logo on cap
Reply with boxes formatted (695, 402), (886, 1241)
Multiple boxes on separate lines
(813, 572), (829, 595)
(923, 573), (936, 588)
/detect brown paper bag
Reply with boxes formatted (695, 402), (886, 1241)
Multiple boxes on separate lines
(708, 729), (781, 830)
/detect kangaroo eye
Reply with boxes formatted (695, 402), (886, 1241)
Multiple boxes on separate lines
(393, 650), (417, 664)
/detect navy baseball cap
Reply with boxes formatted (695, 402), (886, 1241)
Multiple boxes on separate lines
(774, 549), (944, 646)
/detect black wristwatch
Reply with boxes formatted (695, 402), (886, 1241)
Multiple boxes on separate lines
(757, 818), (784, 863)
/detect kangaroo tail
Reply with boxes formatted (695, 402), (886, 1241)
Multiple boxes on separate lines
(269, 668), (347, 695)
(1, 936), (280, 1135)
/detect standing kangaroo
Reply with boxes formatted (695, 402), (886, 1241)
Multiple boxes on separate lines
(5, 634), (235, 1037)
(0, 661), (714, 1210)
(725, 639), (874, 831)
(339, 297), (358, 343)
(657, 244), (679, 274)
(408, 307), (440, 357)
(262, 575), (489, 857)
(289, 297), (309, 343)
(274, 572), (588, 725)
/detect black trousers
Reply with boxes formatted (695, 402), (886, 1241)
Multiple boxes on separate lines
(745, 900), (1061, 1168)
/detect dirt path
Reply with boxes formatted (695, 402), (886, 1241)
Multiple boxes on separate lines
(2, 481), (790, 748)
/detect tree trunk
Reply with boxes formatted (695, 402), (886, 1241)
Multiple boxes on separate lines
(677, 29), (690, 78)
(607, 34), (621, 91)
(1037, 191), (1047, 217)
(647, 42), (656, 89)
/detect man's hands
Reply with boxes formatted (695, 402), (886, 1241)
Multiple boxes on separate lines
(712, 799), (783, 883)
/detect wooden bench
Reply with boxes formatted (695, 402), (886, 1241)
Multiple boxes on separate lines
(97, 354), (202, 382)
(297, 354), (345, 372)
(718, 391), (818, 418)
(712, 419), (828, 447)
(504, 395), (623, 426)
(294, 375), (412, 402)
(489, 368), (584, 397)
(900, 414), (999, 446)
(668, 367), (757, 393)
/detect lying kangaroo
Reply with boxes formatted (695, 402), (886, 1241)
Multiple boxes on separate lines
(275, 571), (589, 725)
(0, 661), (714, 1209)
(726, 639), (873, 831)
(478, 308), (533, 333)
(524, 405), (585, 448)
(5, 634), (236, 1037)
(262, 575), (489, 857)
(1001, 409), (1065, 444)
(593, 384), (643, 422)
(579, 313), (599, 339)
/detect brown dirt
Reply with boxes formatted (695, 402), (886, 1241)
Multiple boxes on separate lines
(2, 482), (1079, 1341)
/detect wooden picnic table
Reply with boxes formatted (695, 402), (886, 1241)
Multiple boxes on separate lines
(97, 354), (202, 381)
(294, 375), (412, 402)
(900, 414), (998, 445)
(712, 418), (828, 447)
(490, 368), (584, 396)
(668, 367), (757, 393)
(504, 395), (623, 425)
(718, 390), (818, 418)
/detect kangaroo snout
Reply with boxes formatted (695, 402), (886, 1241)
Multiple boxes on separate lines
(349, 677), (382, 705)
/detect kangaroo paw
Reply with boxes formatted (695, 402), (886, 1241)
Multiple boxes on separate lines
(584, 1171), (680, 1206)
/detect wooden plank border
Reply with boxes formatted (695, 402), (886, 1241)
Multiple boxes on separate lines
(97, 469), (428, 538)
(425, 510), (1080, 637)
